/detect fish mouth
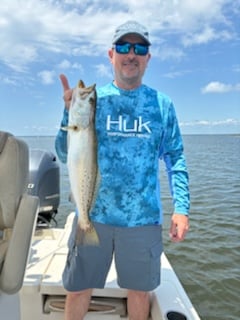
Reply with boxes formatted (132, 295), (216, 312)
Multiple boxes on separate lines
(78, 80), (96, 92)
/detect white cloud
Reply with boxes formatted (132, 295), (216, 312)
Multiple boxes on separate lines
(180, 118), (240, 127)
(57, 60), (72, 69)
(201, 81), (240, 94)
(37, 60), (84, 85)
(182, 27), (233, 47)
(153, 46), (185, 61)
(94, 64), (112, 79)
(164, 69), (191, 79)
(0, 0), (238, 72)
(1, 75), (18, 85)
(38, 70), (55, 85)
(56, 60), (84, 77)
(233, 65), (240, 73)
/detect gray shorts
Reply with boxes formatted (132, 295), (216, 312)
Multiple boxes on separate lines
(62, 215), (163, 292)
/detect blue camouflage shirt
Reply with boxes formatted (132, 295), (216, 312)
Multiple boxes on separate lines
(55, 82), (190, 227)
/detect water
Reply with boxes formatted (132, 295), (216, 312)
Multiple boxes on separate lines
(23, 134), (240, 320)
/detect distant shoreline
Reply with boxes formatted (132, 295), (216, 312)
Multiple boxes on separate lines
(17, 133), (240, 138)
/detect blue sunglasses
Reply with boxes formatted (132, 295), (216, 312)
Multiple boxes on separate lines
(114, 42), (149, 56)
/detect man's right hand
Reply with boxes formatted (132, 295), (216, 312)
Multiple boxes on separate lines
(59, 74), (72, 110)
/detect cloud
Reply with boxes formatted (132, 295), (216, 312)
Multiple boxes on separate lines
(233, 65), (240, 73)
(37, 60), (85, 85)
(153, 46), (185, 61)
(182, 27), (233, 47)
(0, 0), (238, 72)
(38, 70), (55, 85)
(57, 59), (84, 73)
(23, 125), (57, 135)
(1, 75), (18, 85)
(163, 69), (191, 79)
(94, 64), (112, 79)
(180, 118), (240, 127)
(201, 81), (240, 93)
(57, 60), (72, 69)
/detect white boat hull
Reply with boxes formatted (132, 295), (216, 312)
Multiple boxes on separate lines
(1, 212), (201, 319)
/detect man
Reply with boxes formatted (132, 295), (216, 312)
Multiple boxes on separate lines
(55, 20), (190, 320)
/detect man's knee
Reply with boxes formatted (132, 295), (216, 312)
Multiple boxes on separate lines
(66, 289), (92, 298)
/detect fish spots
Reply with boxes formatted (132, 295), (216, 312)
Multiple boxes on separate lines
(67, 80), (99, 246)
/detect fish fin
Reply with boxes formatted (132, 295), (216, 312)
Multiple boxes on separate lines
(68, 192), (75, 204)
(83, 226), (99, 246)
(78, 79), (96, 91)
(75, 224), (99, 246)
(61, 125), (79, 131)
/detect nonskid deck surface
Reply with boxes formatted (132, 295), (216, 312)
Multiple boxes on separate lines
(19, 212), (200, 320)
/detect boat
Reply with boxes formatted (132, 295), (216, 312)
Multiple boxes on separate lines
(0, 131), (201, 320)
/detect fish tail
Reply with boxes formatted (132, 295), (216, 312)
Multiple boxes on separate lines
(75, 223), (99, 246)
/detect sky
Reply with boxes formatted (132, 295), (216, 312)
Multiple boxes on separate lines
(0, 0), (239, 136)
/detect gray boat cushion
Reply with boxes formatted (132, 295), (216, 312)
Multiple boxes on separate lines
(0, 131), (39, 294)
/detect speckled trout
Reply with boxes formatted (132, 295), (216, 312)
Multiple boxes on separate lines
(63, 80), (99, 246)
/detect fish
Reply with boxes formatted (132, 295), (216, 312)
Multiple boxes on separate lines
(63, 80), (99, 246)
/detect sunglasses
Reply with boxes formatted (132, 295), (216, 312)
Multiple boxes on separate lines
(113, 42), (149, 56)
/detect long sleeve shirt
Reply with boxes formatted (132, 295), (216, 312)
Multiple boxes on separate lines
(55, 82), (190, 227)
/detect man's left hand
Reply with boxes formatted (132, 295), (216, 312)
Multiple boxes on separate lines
(169, 213), (189, 242)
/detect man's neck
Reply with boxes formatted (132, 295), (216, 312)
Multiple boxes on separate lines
(113, 79), (142, 90)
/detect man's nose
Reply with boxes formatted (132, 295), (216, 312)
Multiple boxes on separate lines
(127, 47), (136, 56)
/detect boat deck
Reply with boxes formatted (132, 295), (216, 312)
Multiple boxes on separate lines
(19, 213), (200, 320)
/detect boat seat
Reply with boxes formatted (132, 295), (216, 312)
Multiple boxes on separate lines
(0, 131), (39, 294)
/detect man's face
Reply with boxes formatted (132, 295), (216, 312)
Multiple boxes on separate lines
(108, 34), (151, 89)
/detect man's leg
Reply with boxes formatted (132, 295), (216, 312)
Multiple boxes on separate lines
(64, 289), (92, 320)
(127, 290), (150, 320)
(63, 222), (114, 320)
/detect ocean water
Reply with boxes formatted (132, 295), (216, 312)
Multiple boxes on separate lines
(23, 134), (240, 320)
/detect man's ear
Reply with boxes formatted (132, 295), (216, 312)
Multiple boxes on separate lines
(108, 48), (114, 63)
(147, 53), (151, 63)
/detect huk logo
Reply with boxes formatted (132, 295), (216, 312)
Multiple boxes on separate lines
(106, 115), (152, 136)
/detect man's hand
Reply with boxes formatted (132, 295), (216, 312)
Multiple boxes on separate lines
(59, 74), (72, 110)
(169, 213), (189, 242)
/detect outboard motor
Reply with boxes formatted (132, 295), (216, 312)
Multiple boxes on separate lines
(27, 149), (60, 227)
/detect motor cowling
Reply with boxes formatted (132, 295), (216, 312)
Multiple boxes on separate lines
(27, 149), (60, 226)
